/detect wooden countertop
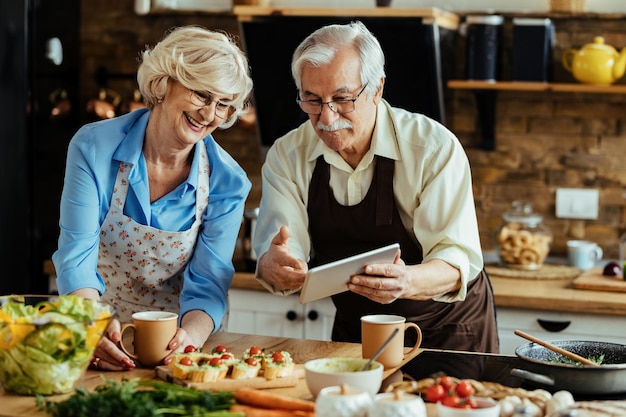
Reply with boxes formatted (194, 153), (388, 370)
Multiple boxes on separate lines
(0, 332), (422, 417)
(232, 6), (460, 30)
(232, 271), (626, 316)
(43, 260), (626, 316)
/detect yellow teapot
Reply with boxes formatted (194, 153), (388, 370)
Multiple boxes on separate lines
(562, 36), (626, 85)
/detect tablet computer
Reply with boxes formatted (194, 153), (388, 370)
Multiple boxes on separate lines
(299, 243), (400, 304)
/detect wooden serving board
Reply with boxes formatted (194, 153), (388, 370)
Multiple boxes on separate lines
(572, 267), (626, 292)
(155, 364), (305, 391)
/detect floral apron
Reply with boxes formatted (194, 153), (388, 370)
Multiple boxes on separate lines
(98, 142), (210, 323)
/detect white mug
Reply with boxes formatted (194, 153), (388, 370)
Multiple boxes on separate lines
(567, 240), (603, 270)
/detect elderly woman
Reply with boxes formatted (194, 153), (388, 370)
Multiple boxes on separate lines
(52, 26), (253, 370)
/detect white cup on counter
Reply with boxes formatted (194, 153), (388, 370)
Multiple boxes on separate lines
(567, 240), (603, 270)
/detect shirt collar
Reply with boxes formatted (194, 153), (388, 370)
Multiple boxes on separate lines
(113, 109), (200, 191)
(112, 109), (150, 165)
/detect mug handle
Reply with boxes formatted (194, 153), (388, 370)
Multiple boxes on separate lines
(402, 322), (423, 359)
(119, 323), (139, 360)
(594, 246), (603, 260)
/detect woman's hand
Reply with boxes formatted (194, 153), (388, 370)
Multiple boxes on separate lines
(163, 328), (195, 365)
(163, 310), (214, 365)
(90, 318), (136, 371)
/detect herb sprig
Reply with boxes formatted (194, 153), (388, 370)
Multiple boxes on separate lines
(36, 377), (244, 417)
(550, 354), (605, 366)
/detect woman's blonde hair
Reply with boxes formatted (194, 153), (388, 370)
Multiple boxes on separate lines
(137, 25), (253, 128)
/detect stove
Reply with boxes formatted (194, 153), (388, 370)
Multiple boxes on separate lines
(401, 349), (626, 401)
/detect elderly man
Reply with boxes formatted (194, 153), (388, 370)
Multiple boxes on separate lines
(252, 21), (498, 353)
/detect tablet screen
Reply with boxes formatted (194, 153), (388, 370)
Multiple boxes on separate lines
(299, 243), (400, 304)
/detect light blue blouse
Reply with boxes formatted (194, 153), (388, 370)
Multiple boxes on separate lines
(52, 108), (251, 330)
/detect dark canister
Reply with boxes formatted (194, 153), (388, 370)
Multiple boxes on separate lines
(513, 18), (555, 82)
(465, 15), (504, 81)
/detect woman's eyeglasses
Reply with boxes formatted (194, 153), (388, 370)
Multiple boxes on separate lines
(189, 90), (235, 119)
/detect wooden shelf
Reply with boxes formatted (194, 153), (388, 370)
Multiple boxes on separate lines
(447, 80), (626, 150)
(448, 80), (626, 94)
(232, 6), (460, 30)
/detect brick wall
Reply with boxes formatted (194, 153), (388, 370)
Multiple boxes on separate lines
(80, 2), (626, 258)
(450, 14), (626, 257)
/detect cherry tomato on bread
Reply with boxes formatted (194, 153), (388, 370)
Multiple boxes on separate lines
(209, 357), (223, 366)
(213, 345), (228, 354)
(179, 357), (193, 366)
(249, 346), (263, 355)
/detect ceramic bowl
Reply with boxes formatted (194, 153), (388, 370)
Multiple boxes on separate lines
(436, 397), (501, 417)
(315, 385), (373, 417)
(304, 357), (384, 397)
(372, 392), (427, 417)
(0, 294), (115, 395)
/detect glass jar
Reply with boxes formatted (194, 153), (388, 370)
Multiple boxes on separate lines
(496, 201), (552, 270)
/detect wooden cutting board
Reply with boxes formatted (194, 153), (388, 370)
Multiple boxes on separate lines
(155, 364), (305, 391)
(572, 267), (626, 292)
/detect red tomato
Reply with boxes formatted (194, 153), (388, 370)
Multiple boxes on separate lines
(455, 380), (475, 398)
(245, 357), (258, 366)
(249, 346), (262, 355)
(183, 345), (197, 353)
(271, 352), (286, 363)
(220, 353), (232, 360)
(179, 357), (193, 366)
(424, 384), (446, 403)
(213, 345), (227, 354)
(442, 395), (462, 408)
(209, 357), (223, 366)
(437, 376), (456, 391)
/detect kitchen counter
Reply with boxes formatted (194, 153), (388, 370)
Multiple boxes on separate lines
(4, 332), (625, 416)
(0, 332), (420, 417)
(232, 270), (626, 316)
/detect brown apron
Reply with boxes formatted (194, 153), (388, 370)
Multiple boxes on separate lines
(307, 156), (499, 353)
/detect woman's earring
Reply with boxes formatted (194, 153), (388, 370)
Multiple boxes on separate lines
(157, 97), (163, 104)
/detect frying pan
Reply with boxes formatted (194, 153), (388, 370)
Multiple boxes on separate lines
(513, 340), (626, 395)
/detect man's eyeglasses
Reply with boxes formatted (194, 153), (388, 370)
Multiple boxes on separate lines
(189, 90), (236, 120)
(296, 84), (368, 115)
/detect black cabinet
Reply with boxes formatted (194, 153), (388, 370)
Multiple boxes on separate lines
(238, 13), (456, 147)
(0, 0), (80, 294)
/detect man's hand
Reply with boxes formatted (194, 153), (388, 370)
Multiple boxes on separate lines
(257, 225), (308, 291)
(347, 250), (408, 304)
(348, 256), (462, 304)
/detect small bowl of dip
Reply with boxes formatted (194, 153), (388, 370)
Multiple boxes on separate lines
(304, 357), (383, 397)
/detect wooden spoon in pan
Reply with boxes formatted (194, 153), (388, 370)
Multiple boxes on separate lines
(514, 329), (600, 366)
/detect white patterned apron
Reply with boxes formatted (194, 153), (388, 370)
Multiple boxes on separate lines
(98, 142), (210, 323)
